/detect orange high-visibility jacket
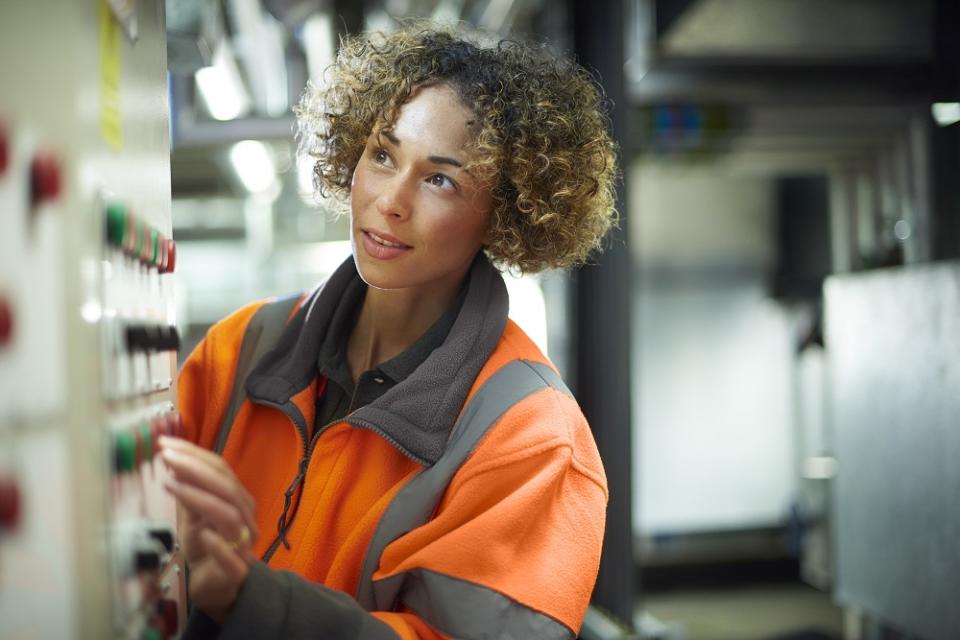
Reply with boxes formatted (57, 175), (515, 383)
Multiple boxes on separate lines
(178, 255), (608, 639)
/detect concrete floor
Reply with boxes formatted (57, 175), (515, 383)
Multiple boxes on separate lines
(641, 583), (844, 640)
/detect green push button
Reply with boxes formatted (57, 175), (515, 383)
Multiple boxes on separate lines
(139, 420), (154, 461)
(150, 228), (160, 266)
(141, 627), (162, 640)
(105, 203), (126, 248)
(114, 431), (137, 473)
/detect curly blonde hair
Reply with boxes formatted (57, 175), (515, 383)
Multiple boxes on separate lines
(295, 22), (618, 274)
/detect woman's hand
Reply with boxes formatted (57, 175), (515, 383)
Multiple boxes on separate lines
(159, 436), (259, 623)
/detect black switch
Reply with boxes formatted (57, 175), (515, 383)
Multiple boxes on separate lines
(125, 324), (148, 352)
(148, 527), (175, 553)
(156, 326), (180, 352)
(135, 548), (161, 572)
(165, 326), (181, 352)
(145, 324), (162, 352)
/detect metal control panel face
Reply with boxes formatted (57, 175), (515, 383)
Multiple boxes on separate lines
(0, 123), (68, 422)
(0, 2), (184, 638)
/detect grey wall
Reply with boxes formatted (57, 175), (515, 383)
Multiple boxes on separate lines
(631, 162), (800, 535)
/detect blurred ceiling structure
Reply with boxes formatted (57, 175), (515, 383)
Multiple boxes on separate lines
(166, 0), (957, 209)
(626, 0), (956, 177)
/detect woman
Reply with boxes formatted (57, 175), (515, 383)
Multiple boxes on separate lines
(165, 22), (618, 639)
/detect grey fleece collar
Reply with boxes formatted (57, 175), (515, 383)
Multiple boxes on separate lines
(244, 253), (509, 466)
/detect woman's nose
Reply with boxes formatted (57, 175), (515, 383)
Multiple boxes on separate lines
(375, 177), (413, 220)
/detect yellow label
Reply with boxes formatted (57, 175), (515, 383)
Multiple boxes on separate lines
(100, 0), (122, 150)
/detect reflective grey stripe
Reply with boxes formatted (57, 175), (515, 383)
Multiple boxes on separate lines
(214, 296), (300, 454)
(356, 359), (572, 613)
(528, 360), (571, 398)
(401, 568), (574, 640)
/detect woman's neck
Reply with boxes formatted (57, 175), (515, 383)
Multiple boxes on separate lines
(345, 282), (461, 381)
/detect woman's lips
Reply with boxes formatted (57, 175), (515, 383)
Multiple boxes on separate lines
(360, 229), (412, 260)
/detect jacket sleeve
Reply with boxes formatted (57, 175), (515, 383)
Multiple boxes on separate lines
(371, 405), (609, 640)
(180, 563), (400, 640)
(178, 410), (606, 640)
(180, 566), (446, 640)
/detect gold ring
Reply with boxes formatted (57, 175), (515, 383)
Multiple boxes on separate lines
(229, 525), (251, 551)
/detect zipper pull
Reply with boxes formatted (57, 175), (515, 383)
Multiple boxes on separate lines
(275, 459), (309, 550)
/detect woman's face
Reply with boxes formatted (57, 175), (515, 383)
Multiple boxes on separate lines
(349, 83), (493, 296)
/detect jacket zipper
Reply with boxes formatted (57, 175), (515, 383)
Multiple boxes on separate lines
(260, 414), (431, 563)
(262, 413), (337, 562)
(254, 397), (309, 562)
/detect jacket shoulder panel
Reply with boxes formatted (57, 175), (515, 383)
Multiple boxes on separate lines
(177, 295), (306, 450)
(462, 319), (606, 492)
(456, 389), (606, 496)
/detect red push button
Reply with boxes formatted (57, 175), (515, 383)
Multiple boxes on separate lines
(30, 151), (62, 206)
(0, 474), (21, 531)
(164, 413), (183, 438)
(173, 413), (184, 438)
(163, 239), (176, 274)
(0, 296), (12, 348)
(0, 122), (8, 176)
(156, 598), (179, 637)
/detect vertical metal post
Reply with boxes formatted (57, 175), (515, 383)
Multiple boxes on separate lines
(569, 0), (635, 628)
(930, 0), (960, 260)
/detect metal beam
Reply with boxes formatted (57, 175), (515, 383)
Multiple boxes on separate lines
(570, 0), (636, 630)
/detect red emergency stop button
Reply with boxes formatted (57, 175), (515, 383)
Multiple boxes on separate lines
(0, 474), (21, 531)
(0, 296), (12, 348)
(30, 151), (62, 206)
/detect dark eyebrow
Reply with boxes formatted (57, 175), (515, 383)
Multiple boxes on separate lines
(428, 155), (463, 168)
(380, 130), (464, 169)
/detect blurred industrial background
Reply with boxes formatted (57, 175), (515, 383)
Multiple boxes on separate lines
(1, 0), (958, 638)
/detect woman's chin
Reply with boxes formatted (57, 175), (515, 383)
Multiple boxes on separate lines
(352, 258), (403, 291)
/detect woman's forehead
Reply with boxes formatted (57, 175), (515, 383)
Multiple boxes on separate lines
(379, 84), (475, 152)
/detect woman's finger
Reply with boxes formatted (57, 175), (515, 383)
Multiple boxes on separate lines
(165, 478), (259, 546)
(158, 436), (239, 481)
(161, 446), (256, 520)
(159, 437), (257, 516)
(160, 447), (256, 528)
(199, 527), (251, 584)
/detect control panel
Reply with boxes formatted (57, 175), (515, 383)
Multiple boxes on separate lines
(0, 2), (184, 638)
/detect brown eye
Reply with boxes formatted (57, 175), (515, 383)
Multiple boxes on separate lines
(428, 174), (455, 190)
(374, 148), (389, 163)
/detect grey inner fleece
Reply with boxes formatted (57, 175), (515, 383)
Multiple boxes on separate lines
(244, 252), (509, 465)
